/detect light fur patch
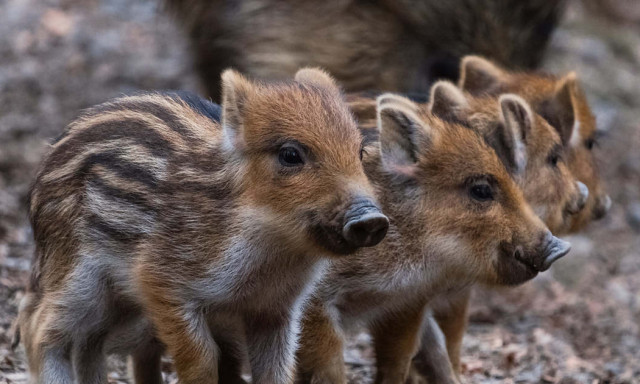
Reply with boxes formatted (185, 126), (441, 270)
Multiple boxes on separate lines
(85, 184), (156, 234)
(41, 141), (167, 184)
(569, 118), (582, 148)
(533, 204), (548, 223)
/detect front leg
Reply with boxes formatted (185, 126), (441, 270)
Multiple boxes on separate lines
(153, 306), (219, 383)
(209, 315), (249, 384)
(409, 313), (458, 384)
(130, 337), (165, 384)
(139, 278), (220, 384)
(216, 336), (249, 384)
(296, 299), (347, 384)
(243, 310), (299, 384)
(72, 333), (108, 384)
(433, 288), (471, 376)
(372, 303), (426, 384)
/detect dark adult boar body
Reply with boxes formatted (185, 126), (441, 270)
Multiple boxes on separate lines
(17, 69), (388, 384)
(166, 0), (565, 100)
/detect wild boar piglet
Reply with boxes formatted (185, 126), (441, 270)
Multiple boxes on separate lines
(17, 68), (388, 384)
(459, 55), (610, 231)
(296, 92), (570, 384)
(409, 60), (613, 383)
(410, 80), (593, 382)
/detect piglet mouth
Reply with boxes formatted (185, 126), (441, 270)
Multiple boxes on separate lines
(309, 222), (359, 255)
(513, 246), (540, 273)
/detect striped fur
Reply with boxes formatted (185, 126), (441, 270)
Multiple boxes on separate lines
(18, 68), (384, 384)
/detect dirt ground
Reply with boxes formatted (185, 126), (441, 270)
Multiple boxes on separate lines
(0, 0), (639, 383)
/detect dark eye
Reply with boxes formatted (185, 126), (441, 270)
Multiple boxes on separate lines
(585, 138), (596, 150)
(470, 183), (494, 202)
(279, 146), (304, 167)
(359, 147), (366, 161)
(549, 153), (559, 167)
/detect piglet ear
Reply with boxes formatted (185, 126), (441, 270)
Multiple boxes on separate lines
(377, 93), (432, 178)
(539, 72), (578, 148)
(459, 55), (506, 96)
(497, 94), (532, 176)
(221, 69), (255, 140)
(429, 81), (468, 121)
(294, 67), (341, 94)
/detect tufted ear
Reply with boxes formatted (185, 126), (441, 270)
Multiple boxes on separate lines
(494, 94), (532, 176)
(377, 94), (432, 178)
(294, 67), (341, 94)
(221, 69), (255, 142)
(539, 72), (578, 148)
(429, 81), (468, 121)
(459, 55), (506, 96)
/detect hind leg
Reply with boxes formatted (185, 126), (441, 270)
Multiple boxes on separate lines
(38, 343), (74, 384)
(296, 301), (346, 384)
(131, 337), (165, 384)
(216, 334), (249, 384)
(27, 330), (74, 384)
(46, 258), (118, 384)
(243, 306), (304, 384)
(72, 332), (108, 384)
(372, 303), (426, 384)
(21, 298), (74, 384)
(408, 312), (458, 384)
(433, 289), (470, 376)
(208, 316), (248, 384)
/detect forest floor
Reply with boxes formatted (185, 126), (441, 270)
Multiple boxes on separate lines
(0, 0), (639, 383)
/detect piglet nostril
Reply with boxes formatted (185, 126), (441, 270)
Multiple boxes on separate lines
(513, 246), (523, 261)
(593, 194), (612, 220)
(567, 181), (589, 215)
(576, 181), (589, 210)
(343, 212), (389, 248)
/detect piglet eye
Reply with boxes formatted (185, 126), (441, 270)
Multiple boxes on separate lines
(470, 183), (494, 202)
(585, 138), (596, 150)
(549, 154), (560, 167)
(279, 146), (304, 167)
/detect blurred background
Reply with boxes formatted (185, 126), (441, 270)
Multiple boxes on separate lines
(0, 0), (638, 383)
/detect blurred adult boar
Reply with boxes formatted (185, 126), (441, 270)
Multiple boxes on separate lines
(167, 0), (565, 100)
